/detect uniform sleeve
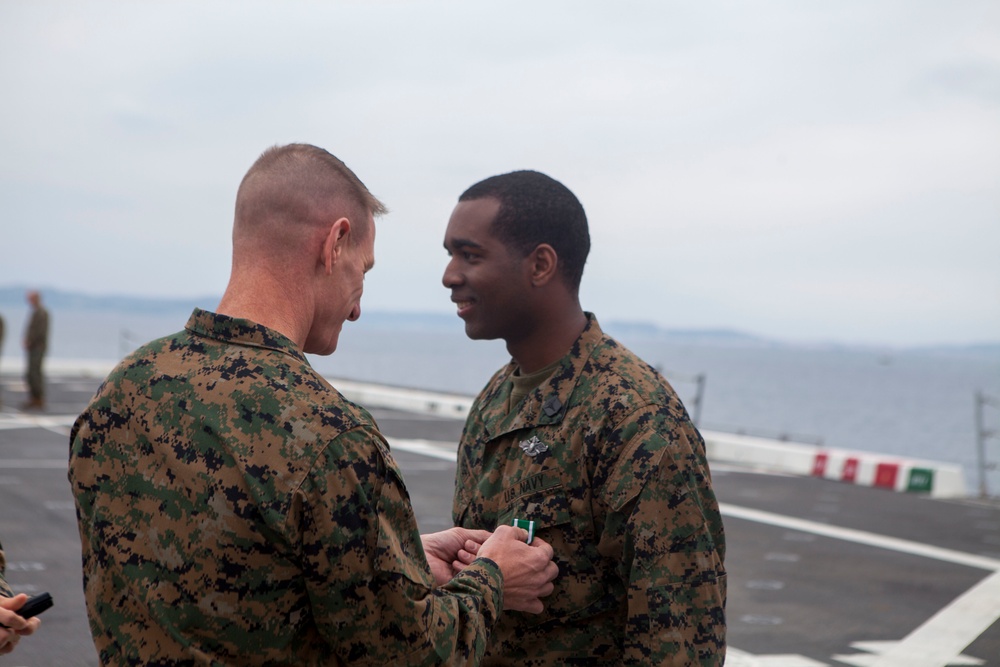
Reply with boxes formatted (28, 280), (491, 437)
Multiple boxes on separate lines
(598, 413), (727, 666)
(0, 542), (12, 597)
(295, 427), (503, 666)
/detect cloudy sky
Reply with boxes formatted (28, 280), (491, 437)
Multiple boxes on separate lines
(1, 0), (997, 347)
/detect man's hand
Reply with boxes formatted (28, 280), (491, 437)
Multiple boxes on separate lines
(0, 595), (40, 655)
(476, 525), (558, 614)
(422, 527), (492, 586)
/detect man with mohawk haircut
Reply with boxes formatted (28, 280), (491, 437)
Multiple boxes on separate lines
(70, 144), (558, 666)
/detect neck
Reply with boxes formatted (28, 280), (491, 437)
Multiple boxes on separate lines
(508, 305), (587, 374)
(216, 271), (311, 348)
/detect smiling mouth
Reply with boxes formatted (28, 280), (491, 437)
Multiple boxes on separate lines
(454, 299), (474, 317)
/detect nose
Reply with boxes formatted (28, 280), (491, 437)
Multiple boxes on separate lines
(442, 257), (462, 289)
(348, 302), (361, 322)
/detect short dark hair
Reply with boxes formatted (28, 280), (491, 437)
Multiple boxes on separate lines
(459, 170), (590, 292)
(236, 143), (387, 245)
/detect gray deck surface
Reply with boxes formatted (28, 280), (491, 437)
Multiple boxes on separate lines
(1, 375), (997, 666)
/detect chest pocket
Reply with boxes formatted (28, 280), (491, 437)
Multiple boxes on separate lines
(497, 482), (611, 622)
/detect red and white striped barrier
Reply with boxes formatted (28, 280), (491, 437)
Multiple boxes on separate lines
(703, 431), (966, 499)
(806, 449), (955, 494)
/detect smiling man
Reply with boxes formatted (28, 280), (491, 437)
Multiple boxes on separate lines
(443, 170), (727, 665)
(68, 145), (558, 666)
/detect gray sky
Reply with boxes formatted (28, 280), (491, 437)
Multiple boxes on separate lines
(1, 0), (997, 347)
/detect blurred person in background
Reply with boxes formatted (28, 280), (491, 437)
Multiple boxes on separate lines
(22, 290), (49, 411)
(0, 311), (5, 408)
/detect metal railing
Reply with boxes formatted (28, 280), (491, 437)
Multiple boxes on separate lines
(699, 422), (825, 446)
(655, 368), (825, 445)
(975, 390), (999, 498)
(657, 368), (705, 427)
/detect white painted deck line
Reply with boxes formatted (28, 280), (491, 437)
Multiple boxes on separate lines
(721, 503), (1000, 572)
(0, 459), (68, 469)
(386, 437), (459, 462)
(865, 571), (1000, 667)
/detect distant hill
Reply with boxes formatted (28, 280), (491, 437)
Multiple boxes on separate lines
(0, 286), (217, 314)
(602, 320), (769, 345)
(903, 342), (1000, 359)
(0, 286), (756, 339)
(1, 285), (996, 355)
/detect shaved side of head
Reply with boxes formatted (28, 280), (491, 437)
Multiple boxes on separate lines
(232, 144), (387, 264)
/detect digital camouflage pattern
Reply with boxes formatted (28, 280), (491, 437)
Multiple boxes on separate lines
(453, 315), (726, 666)
(69, 308), (503, 666)
(0, 540), (12, 597)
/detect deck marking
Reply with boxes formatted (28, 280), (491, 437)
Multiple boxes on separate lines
(725, 648), (828, 666)
(721, 503), (1000, 571)
(739, 614), (784, 626)
(386, 437), (459, 462)
(0, 413), (76, 432)
(0, 459), (68, 469)
(864, 570), (1000, 666)
(833, 640), (985, 666)
(724, 503), (1000, 666)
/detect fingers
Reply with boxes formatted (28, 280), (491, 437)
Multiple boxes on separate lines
(19, 618), (40, 636)
(491, 524), (529, 542)
(455, 528), (491, 545)
(543, 560), (559, 584)
(0, 593), (29, 612)
(527, 535), (555, 559)
(0, 596), (40, 641)
(0, 599), (29, 632)
(473, 527), (561, 614)
(520, 599), (544, 615)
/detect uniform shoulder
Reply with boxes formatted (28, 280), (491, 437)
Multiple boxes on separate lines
(586, 334), (672, 398)
(571, 332), (700, 427)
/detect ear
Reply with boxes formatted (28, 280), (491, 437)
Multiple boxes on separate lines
(527, 244), (559, 287)
(321, 217), (352, 275)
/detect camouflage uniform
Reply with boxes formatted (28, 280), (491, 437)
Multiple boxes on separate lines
(24, 303), (49, 403)
(69, 309), (503, 666)
(453, 315), (726, 665)
(0, 540), (12, 597)
(0, 314), (5, 406)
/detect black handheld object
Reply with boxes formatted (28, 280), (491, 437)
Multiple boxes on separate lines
(16, 592), (53, 620)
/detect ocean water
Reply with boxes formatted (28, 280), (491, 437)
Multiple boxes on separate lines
(2, 306), (998, 494)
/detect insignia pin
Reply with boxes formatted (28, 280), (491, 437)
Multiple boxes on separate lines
(519, 436), (548, 457)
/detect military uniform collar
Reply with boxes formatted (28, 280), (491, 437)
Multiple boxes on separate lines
(479, 313), (604, 439)
(185, 308), (308, 363)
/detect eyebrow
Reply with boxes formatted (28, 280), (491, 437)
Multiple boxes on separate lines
(444, 238), (482, 252)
